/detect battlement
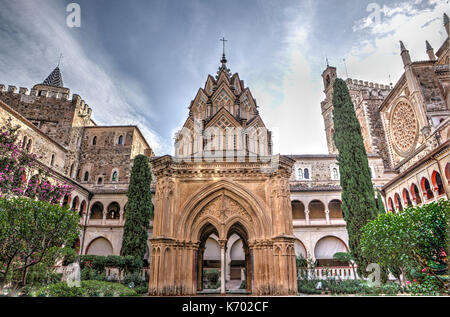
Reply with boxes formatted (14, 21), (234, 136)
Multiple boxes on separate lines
(0, 83), (93, 115)
(345, 78), (393, 91)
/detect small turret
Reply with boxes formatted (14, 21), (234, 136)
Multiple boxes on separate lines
(400, 41), (412, 66)
(426, 40), (436, 61)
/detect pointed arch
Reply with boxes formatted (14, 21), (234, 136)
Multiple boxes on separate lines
(178, 180), (270, 242)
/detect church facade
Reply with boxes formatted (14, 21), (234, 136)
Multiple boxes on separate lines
(0, 14), (448, 295)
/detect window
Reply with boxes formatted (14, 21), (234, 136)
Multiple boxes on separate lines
(83, 171), (89, 182)
(50, 154), (55, 166)
(304, 168), (310, 179)
(297, 168), (303, 180)
(92, 136), (97, 146)
(26, 139), (32, 153)
(69, 163), (74, 177)
(332, 167), (339, 180)
(112, 171), (118, 182)
(97, 177), (103, 185)
(118, 135), (123, 145)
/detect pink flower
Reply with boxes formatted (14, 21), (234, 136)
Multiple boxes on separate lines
(406, 281), (411, 284)
(422, 268), (427, 272)
(413, 279), (416, 282)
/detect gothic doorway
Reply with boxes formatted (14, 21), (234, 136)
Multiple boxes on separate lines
(196, 221), (252, 294)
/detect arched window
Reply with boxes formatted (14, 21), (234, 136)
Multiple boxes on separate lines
(297, 168), (303, 180)
(388, 197), (394, 212)
(97, 177), (103, 185)
(304, 168), (310, 180)
(69, 163), (74, 177)
(92, 136), (97, 145)
(291, 200), (305, 220)
(332, 168), (339, 180)
(314, 236), (348, 267)
(394, 193), (403, 211)
(410, 183), (422, 205)
(86, 237), (113, 256)
(83, 171), (89, 182)
(308, 200), (325, 220)
(62, 194), (70, 207)
(79, 200), (86, 218)
(107, 202), (120, 220)
(118, 135), (123, 145)
(431, 171), (445, 196)
(328, 199), (343, 219)
(22, 136), (28, 150)
(71, 196), (79, 211)
(421, 177), (434, 200)
(402, 188), (412, 207)
(50, 154), (55, 166)
(26, 139), (32, 153)
(90, 202), (103, 219)
(111, 171), (118, 182)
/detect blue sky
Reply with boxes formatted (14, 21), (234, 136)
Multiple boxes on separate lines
(0, 0), (448, 155)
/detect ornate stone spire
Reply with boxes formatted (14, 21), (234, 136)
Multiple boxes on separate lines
(217, 37), (231, 78)
(426, 40), (436, 61)
(42, 66), (64, 87)
(399, 41), (411, 66)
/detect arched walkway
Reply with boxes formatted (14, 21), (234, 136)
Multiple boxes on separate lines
(86, 237), (113, 256)
(314, 236), (348, 266)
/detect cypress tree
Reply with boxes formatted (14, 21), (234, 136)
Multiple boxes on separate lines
(376, 189), (386, 214)
(332, 78), (378, 276)
(121, 154), (153, 259)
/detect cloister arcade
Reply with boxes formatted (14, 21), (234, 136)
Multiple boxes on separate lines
(385, 166), (448, 213)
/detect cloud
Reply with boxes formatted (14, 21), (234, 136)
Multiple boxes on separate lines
(0, 0), (167, 154)
(345, 0), (448, 84)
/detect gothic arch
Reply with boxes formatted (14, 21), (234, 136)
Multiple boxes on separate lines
(86, 236), (113, 256)
(178, 180), (270, 242)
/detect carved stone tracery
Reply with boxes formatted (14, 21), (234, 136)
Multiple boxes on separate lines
(390, 101), (418, 155)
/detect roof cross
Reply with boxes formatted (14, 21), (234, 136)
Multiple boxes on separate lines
(220, 37), (228, 56)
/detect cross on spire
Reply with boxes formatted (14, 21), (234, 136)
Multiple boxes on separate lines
(57, 53), (63, 67)
(220, 37), (228, 65)
(220, 37), (227, 56)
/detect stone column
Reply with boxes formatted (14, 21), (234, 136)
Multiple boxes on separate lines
(219, 240), (227, 294)
(197, 247), (204, 291)
(325, 210), (330, 224)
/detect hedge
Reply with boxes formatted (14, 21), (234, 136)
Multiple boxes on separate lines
(64, 255), (143, 272)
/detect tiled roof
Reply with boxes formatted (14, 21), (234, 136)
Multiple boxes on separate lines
(42, 66), (64, 87)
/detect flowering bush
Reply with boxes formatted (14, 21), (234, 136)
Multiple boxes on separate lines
(0, 120), (72, 203)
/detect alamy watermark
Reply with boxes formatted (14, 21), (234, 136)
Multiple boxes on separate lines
(66, 3), (81, 28)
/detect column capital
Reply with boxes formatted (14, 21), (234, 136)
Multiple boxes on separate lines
(218, 239), (228, 249)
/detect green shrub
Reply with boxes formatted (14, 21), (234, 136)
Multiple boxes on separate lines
(29, 280), (138, 297)
(203, 269), (220, 289)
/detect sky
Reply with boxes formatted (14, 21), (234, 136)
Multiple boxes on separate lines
(0, 0), (448, 155)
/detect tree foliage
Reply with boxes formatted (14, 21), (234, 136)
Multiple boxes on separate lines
(361, 200), (449, 287)
(331, 78), (378, 276)
(0, 197), (80, 288)
(121, 154), (153, 260)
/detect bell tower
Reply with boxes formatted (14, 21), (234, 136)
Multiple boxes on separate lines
(321, 64), (338, 154)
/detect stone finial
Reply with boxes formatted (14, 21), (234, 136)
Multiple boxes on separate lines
(399, 40), (411, 66)
(8, 85), (17, 93)
(426, 40), (436, 61)
(0, 84), (5, 92)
